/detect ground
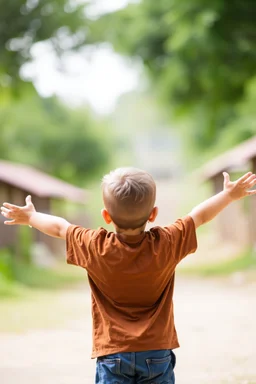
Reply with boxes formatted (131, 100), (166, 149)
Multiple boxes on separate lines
(0, 275), (255, 384)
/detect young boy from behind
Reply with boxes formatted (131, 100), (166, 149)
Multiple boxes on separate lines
(1, 168), (256, 383)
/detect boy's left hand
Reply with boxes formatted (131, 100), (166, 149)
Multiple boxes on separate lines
(1, 195), (36, 226)
(223, 171), (256, 200)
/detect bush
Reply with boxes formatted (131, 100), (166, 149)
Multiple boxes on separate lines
(0, 248), (15, 280)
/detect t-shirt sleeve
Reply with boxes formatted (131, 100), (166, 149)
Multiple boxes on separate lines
(66, 224), (96, 269)
(163, 215), (197, 264)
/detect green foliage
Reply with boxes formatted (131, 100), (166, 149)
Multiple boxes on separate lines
(0, 248), (26, 298)
(0, 0), (88, 91)
(0, 87), (112, 184)
(0, 0), (113, 183)
(0, 248), (85, 298)
(0, 248), (15, 280)
(183, 75), (256, 168)
(11, 262), (85, 290)
(18, 225), (33, 264)
(89, 0), (256, 158)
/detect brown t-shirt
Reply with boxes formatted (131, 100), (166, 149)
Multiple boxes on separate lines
(66, 215), (197, 358)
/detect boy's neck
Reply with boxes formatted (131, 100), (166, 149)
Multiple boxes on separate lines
(115, 225), (147, 236)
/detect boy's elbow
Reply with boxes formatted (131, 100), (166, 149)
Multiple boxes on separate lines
(57, 219), (70, 239)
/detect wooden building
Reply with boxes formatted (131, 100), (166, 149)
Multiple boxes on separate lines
(198, 136), (256, 247)
(0, 160), (88, 258)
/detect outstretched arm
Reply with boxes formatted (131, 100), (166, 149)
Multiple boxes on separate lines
(1, 196), (70, 239)
(189, 171), (256, 229)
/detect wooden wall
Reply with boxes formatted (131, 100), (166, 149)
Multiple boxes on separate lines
(0, 182), (19, 249)
(0, 183), (62, 258)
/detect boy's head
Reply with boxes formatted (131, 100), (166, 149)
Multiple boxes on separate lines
(101, 167), (157, 231)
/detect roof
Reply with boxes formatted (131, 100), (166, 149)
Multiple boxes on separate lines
(0, 161), (88, 204)
(198, 136), (256, 181)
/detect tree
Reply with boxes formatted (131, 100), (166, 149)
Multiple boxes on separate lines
(0, 86), (111, 185)
(88, 0), (256, 152)
(0, 1), (114, 184)
(0, 0), (88, 91)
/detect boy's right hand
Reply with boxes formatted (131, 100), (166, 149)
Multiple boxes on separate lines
(1, 195), (36, 226)
(223, 171), (256, 201)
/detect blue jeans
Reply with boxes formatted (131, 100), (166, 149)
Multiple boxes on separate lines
(96, 349), (176, 383)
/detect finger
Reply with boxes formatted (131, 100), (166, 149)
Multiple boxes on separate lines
(237, 172), (253, 183)
(1, 207), (11, 214)
(247, 190), (256, 196)
(26, 195), (32, 205)
(223, 172), (230, 183)
(1, 210), (11, 218)
(4, 220), (16, 225)
(242, 174), (256, 185)
(3, 202), (19, 210)
(247, 179), (256, 188)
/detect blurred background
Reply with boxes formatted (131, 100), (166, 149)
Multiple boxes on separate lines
(0, 1), (256, 383)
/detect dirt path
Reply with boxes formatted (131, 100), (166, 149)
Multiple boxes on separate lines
(1, 276), (255, 384)
(174, 276), (256, 384)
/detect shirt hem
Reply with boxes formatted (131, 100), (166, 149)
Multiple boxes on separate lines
(91, 342), (180, 359)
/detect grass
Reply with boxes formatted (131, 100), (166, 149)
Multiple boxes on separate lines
(0, 264), (86, 299)
(11, 262), (86, 290)
(0, 283), (89, 333)
(0, 276), (27, 298)
(0, 255), (88, 332)
(178, 248), (256, 277)
(0, 251), (88, 332)
(0, 247), (86, 299)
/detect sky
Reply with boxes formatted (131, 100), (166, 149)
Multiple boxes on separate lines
(21, 0), (141, 115)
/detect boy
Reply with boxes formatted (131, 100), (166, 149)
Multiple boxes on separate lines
(1, 167), (256, 384)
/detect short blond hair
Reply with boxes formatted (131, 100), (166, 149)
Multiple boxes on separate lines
(102, 167), (156, 230)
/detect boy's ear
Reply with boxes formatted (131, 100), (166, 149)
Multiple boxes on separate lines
(101, 208), (112, 224)
(148, 206), (158, 223)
